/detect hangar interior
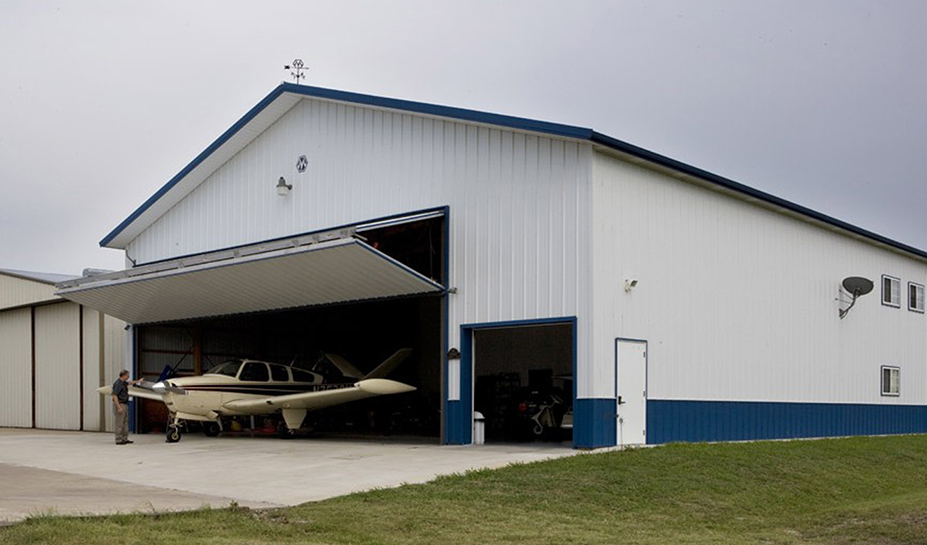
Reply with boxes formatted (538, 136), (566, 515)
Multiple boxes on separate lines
(133, 214), (447, 440)
(473, 323), (574, 443)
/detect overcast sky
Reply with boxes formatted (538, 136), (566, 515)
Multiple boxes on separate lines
(1, 1), (925, 276)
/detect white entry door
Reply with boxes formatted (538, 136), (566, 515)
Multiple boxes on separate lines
(616, 339), (647, 446)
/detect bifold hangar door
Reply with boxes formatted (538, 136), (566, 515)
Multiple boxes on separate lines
(57, 236), (445, 324)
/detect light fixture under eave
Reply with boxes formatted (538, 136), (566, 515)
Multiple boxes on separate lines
(276, 177), (293, 196)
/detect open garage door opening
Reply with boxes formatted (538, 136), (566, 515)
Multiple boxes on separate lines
(473, 323), (574, 445)
(117, 211), (447, 443)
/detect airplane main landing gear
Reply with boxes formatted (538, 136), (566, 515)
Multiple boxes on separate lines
(277, 421), (296, 439)
(203, 421), (221, 437)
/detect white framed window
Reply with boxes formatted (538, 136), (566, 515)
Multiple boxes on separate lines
(881, 366), (900, 396)
(908, 282), (925, 313)
(882, 275), (901, 308)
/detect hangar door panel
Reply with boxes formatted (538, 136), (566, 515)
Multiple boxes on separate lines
(0, 308), (33, 427)
(35, 303), (81, 430)
(58, 238), (444, 325)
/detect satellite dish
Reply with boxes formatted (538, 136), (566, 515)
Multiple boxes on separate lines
(842, 277), (874, 296)
(839, 276), (873, 319)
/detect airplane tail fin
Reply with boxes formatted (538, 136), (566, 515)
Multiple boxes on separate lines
(325, 353), (365, 379)
(363, 348), (414, 380)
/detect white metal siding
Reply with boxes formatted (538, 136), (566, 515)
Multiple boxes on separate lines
(591, 151), (927, 405)
(0, 308), (32, 427)
(34, 303), (81, 429)
(0, 274), (57, 310)
(101, 315), (127, 432)
(82, 307), (102, 431)
(126, 98), (595, 379)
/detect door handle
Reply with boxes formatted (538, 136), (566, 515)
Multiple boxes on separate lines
(617, 396), (625, 405)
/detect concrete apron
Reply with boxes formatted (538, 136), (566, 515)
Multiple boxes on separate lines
(0, 429), (575, 523)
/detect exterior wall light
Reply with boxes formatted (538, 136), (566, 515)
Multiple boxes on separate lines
(276, 177), (293, 196)
(624, 278), (639, 292)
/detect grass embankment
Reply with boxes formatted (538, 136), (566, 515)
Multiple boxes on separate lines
(3, 435), (927, 544)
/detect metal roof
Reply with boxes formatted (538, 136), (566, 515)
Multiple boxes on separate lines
(100, 83), (927, 261)
(58, 237), (444, 324)
(0, 268), (77, 285)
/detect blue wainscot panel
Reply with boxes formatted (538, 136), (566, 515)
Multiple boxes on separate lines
(574, 398), (617, 448)
(647, 400), (927, 444)
(445, 400), (471, 445)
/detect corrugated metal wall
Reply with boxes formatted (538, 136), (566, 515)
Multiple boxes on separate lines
(100, 315), (128, 432)
(0, 308), (32, 427)
(34, 303), (81, 429)
(81, 306), (102, 431)
(125, 98), (595, 379)
(0, 300), (127, 432)
(0, 274), (57, 310)
(590, 151), (927, 405)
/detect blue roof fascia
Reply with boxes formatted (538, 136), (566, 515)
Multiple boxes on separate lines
(275, 83), (595, 140)
(589, 131), (927, 261)
(100, 83), (594, 248)
(99, 85), (291, 247)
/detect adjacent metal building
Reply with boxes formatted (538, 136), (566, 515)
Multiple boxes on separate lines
(56, 84), (927, 447)
(0, 269), (127, 432)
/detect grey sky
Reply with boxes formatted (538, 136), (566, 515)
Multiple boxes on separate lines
(1, 1), (925, 275)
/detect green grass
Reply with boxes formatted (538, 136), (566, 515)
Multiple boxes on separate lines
(4, 435), (927, 544)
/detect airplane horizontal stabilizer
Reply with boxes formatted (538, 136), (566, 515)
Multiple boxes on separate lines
(363, 348), (414, 380)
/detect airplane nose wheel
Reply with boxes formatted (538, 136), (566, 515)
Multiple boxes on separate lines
(166, 425), (182, 443)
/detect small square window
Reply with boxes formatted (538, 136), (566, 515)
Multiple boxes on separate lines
(882, 275), (901, 308)
(881, 366), (900, 396)
(908, 282), (925, 313)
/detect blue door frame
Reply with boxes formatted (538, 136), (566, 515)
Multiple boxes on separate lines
(445, 317), (577, 445)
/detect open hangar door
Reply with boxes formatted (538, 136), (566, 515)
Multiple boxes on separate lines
(135, 295), (442, 439)
(473, 322), (574, 444)
(61, 210), (447, 442)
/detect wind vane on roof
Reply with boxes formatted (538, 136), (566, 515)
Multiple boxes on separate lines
(284, 59), (307, 84)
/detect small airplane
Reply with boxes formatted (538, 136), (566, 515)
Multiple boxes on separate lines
(99, 349), (416, 442)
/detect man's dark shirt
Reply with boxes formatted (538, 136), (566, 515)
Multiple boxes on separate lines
(112, 379), (129, 403)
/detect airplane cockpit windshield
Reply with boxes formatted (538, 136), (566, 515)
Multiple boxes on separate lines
(206, 360), (243, 377)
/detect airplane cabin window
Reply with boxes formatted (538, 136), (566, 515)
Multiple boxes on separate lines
(270, 365), (289, 382)
(291, 368), (316, 383)
(239, 361), (270, 382)
(207, 360), (242, 377)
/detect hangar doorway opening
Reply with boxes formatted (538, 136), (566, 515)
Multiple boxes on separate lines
(457, 319), (575, 446)
(135, 295), (443, 440)
(74, 210), (451, 443)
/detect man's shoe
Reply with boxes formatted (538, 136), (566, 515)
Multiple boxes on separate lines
(116, 442), (126, 445)
(123, 440), (134, 444)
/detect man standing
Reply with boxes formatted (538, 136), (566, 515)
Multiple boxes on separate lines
(112, 370), (142, 445)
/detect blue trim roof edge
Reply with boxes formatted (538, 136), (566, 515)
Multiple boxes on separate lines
(101, 83), (927, 261)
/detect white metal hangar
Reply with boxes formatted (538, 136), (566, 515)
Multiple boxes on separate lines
(0, 269), (127, 432)
(56, 84), (927, 448)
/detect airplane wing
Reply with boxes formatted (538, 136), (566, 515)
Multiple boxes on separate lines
(96, 381), (165, 403)
(221, 378), (415, 413)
